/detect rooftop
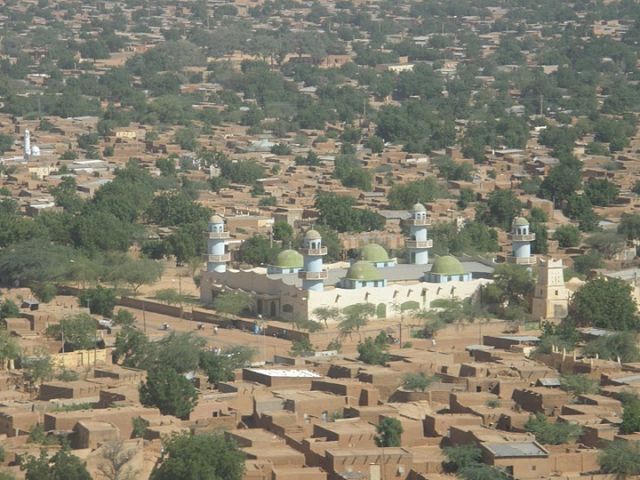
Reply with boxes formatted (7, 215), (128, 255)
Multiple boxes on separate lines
(246, 369), (321, 378)
(484, 442), (548, 458)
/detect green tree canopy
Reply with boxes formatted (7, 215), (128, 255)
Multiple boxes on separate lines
(315, 193), (385, 233)
(553, 225), (581, 248)
(569, 278), (638, 330)
(599, 441), (640, 476)
(149, 432), (245, 480)
(375, 417), (403, 447)
(524, 413), (582, 444)
(22, 447), (91, 480)
(139, 366), (198, 419)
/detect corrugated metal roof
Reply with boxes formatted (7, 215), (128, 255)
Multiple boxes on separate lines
(485, 442), (548, 458)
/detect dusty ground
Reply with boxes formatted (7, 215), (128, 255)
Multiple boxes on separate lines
(117, 304), (540, 362)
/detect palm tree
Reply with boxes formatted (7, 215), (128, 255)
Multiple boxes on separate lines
(313, 306), (341, 329)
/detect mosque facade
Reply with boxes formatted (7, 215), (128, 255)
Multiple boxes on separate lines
(199, 205), (539, 322)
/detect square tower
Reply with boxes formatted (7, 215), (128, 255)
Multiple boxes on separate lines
(532, 258), (568, 322)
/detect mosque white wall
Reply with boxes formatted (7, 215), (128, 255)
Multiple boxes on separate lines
(201, 270), (490, 322)
(307, 278), (490, 323)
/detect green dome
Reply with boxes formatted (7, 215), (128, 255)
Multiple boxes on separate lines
(431, 256), (465, 275)
(360, 243), (390, 263)
(305, 229), (321, 240)
(274, 249), (303, 268)
(513, 216), (529, 227)
(412, 202), (426, 213)
(346, 261), (383, 281)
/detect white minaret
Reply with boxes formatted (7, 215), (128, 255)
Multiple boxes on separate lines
(24, 129), (31, 160)
(206, 215), (230, 273)
(406, 203), (432, 265)
(507, 217), (536, 266)
(299, 229), (327, 291)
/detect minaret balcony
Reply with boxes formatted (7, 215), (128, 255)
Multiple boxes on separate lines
(205, 253), (231, 263)
(205, 231), (230, 240)
(299, 270), (328, 280)
(300, 247), (327, 256)
(406, 218), (431, 226)
(406, 239), (433, 249)
(508, 233), (536, 242)
(506, 255), (537, 265)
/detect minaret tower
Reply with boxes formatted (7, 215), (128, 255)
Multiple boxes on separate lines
(206, 215), (230, 273)
(532, 258), (568, 322)
(299, 229), (327, 291)
(406, 203), (432, 265)
(24, 129), (31, 161)
(507, 217), (536, 266)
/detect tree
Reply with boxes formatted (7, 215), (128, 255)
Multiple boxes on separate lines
(98, 441), (139, 480)
(150, 432), (244, 480)
(572, 252), (604, 276)
(112, 258), (163, 295)
(563, 194), (599, 232)
(199, 346), (255, 384)
(583, 333), (640, 363)
(559, 374), (600, 396)
(314, 193), (385, 233)
(375, 417), (403, 447)
(23, 348), (53, 389)
(599, 441), (640, 476)
(56, 314), (96, 351)
(289, 337), (315, 357)
(154, 332), (207, 374)
(339, 303), (375, 339)
(491, 264), (535, 309)
(620, 397), (640, 434)
(139, 367), (198, 419)
(79, 286), (118, 317)
(212, 292), (252, 319)
(22, 447), (91, 480)
(619, 213), (640, 240)
(524, 413), (582, 444)
(569, 278), (638, 330)
(477, 189), (522, 231)
(0, 329), (20, 369)
(538, 164), (582, 207)
(584, 178), (620, 206)
(388, 178), (446, 209)
(357, 334), (389, 366)
(155, 289), (182, 306)
(113, 309), (135, 327)
(312, 306), (341, 329)
(444, 445), (482, 472)
(403, 372), (436, 392)
(236, 234), (278, 266)
(585, 232), (626, 259)
(32, 283), (57, 303)
(553, 225), (581, 248)
(460, 465), (510, 480)
(0, 300), (19, 320)
(113, 327), (151, 368)
(272, 221), (293, 245)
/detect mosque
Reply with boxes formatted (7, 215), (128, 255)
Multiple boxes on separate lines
(199, 204), (537, 322)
